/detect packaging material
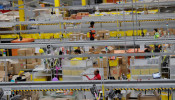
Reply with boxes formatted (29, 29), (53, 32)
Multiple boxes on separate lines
(138, 91), (160, 100)
(19, 59), (27, 63)
(0, 62), (4, 71)
(126, 92), (137, 100)
(0, 71), (5, 78)
(0, 71), (5, 82)
(24, 72), (31, 81)
(69, 33), (80, 41)
(96, 30), (110, 40)
(97, 57), (108, 68)
(26, 64), (36, 69)
(35, 53), (41, 65)
(107, 46), (114, 53)
(12, 63), (20, 75)
(122, 56), (128, 64)
(104, 68), (108, 79)
(121, 65), (128, 76)
(19, 62), (26, 69)
(17, 49), (26, 56)
(27, 59), (36, 64)
(26, 48), (34, 56)
(110, 67), (121, 80)
(89, 47), (95, 53)
(8, 67), (13, 74)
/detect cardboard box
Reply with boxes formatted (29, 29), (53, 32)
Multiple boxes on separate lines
(103, 57), (108, 68)
(35, 53), (41, 65)
(8, 67), (13, 74)
(17, 49), (26, 56)
(104, 68), (108, 77)
(110, 67), (121, 80)
(122, 56), (128, 64)
(0, 64), (4, 71)
(121, 65), (128, 75)
(83, 34), (87, 40)
(18, 59), (26, 63)
(19, 62), (26, 69)
(26, 48), (34, 56)
(27, 58), (36, 64)
(0, 71), (5, 78)
(12, 63), (20, 75)
(27, 64), (36, 69)
(138, 91), (160, 100)
(97, 57), (108, 68)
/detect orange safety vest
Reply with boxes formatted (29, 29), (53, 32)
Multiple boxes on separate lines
(89, 26), (95, 38)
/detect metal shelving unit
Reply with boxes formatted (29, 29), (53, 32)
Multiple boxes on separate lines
(130, 57), (161, 80)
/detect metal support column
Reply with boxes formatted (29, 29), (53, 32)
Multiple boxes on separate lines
(54, 0), (60, 16)
(82, 0), (86, 6)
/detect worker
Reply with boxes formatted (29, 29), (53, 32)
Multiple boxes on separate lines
(8, 73), (15, 82)
(154, 29), (160, 39)
(144, 46), (152, 58)
(74, 47), (81, 54)
(83, 69), (101, 80)
(144, 46), (151, 53)
(89, 21), (96, 41)
(154, 45), (161, 53)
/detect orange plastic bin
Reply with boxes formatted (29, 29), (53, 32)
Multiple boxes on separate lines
(11, 38), (35, 56)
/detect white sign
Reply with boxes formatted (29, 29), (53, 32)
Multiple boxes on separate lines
(140, 44), (145, 51)
(35, 47), (40, 53)
(3, 88), (11, 95)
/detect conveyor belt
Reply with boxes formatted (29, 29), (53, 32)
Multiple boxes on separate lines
(1, 80), (175, 91)
(0, 38), (175, 49)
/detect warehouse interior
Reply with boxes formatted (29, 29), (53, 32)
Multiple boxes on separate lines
(0, 0), (175, 100)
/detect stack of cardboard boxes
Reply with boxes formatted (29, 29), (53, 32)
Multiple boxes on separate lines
(89, 46), (114, 54)
(69, 33), (87, 41)
(64, 12), (89, 20)
(96, 30), (110, 40)
(0, 71), (5, 82)
(18, 48), (42, 70)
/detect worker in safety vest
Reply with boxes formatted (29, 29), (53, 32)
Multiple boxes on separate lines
(154, 29), (160, 39)
(89, 21), (95, 40)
